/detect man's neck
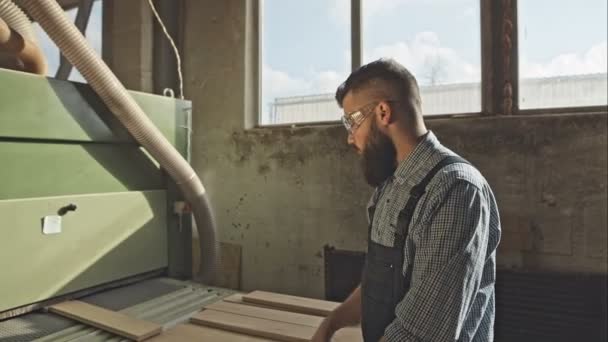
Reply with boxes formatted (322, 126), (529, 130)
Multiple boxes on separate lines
(394, 128), (428, 163)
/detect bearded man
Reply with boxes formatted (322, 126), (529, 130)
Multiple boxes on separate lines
(313, 59), (501, 342)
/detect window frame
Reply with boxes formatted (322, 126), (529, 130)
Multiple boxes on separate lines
(252, 0), (607, 129)
(513, 0), (608, 115)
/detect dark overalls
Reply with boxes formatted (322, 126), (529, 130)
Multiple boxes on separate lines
(361, 156), (469, 342)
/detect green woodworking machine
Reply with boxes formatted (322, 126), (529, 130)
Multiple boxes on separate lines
(0, 69), (230, 341)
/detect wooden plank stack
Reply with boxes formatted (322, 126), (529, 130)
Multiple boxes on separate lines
(50, 290), (363, 341)
(185, 290), (362, 341)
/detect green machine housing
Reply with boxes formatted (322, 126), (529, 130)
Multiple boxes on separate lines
(0, 68), (196, 317)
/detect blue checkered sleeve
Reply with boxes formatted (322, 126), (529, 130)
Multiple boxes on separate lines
(384, 180), (492, 341)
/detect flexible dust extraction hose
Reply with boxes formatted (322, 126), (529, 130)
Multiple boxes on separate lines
(0, 0), (46, 74)
(18, 0), (219, 283)
(0, 0), (35, 42)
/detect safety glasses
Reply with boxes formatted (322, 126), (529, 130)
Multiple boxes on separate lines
(341, 101), (379, 134)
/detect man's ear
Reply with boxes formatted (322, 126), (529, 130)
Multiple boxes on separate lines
(377, 101), (393, 126)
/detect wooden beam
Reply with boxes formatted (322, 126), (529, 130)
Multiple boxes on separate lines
(223, 293), (284, 309)
(209, 300), (364, 341)
(480, 0), (494, 115)
(191, 310), (313, 342)
(206, 301), (324, 327)
(242, 291), (340, 317)
(192, 308), (363, 342)
(488, 0), (519, 115)
(351, 0), (362, 70)
(49, 301), (162, 341)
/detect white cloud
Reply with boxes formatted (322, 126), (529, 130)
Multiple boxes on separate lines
(262, 64), (348, 107)
(365, 31), (481, 85)
(521, 41), (608, 78)
(262, 30), (482, 111)
(311, 70), (345, 92)
(263, 65), (310, 100)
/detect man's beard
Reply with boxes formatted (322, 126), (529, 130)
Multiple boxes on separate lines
(361, 120), (397, 187)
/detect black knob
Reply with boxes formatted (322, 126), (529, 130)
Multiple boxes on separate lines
(58, 204), (78, 216)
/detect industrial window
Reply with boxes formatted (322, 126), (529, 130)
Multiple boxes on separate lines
(362, 0), (481, 115)
(33, 0), (103, 83)
(518, 0), (607, 109)
(260, 0), (481, 126)
(260, 0), (351, 126)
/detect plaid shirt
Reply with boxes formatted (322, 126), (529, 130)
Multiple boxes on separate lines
(367, 131), (501, 342)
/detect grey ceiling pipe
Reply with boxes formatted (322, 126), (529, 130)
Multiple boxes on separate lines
(18, 0), (219, 284)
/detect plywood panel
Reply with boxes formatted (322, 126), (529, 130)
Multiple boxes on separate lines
(242, 291), (339, 317)
(49, 301), (161, 341)
(0, 190), (168, 313)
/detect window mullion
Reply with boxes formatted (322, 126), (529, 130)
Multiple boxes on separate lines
(482, 0), (519, 116)
(351, 0), (362, 71)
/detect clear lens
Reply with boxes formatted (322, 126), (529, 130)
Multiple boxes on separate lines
(341, 115), (352, 132)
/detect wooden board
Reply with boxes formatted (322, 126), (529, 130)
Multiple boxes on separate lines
(210, 300), (363, 342)
(242, 291), (340, 317)
(49, 300), (161, 341)
(191, 310), (313, 342)
(223, 293), (268, 307)
(206, 301), (324, 327)
(148, 324), (272, 342)
(223, 294), (317, 314)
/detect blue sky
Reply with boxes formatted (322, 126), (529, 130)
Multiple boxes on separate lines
(263, 0), (607, 78)
(261, 0), (607, 119)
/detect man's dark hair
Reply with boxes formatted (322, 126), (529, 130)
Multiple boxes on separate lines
(335, 58), (422, 118)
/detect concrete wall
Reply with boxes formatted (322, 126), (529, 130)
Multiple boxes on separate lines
(111, 0), (607, 299)
(103, 0), (153, 92)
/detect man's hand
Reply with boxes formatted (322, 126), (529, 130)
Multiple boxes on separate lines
(311, 316), (336, 342)
(312, 286), (362, 341)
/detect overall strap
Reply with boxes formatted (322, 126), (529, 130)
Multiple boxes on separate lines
(394, 156), (470, 247)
